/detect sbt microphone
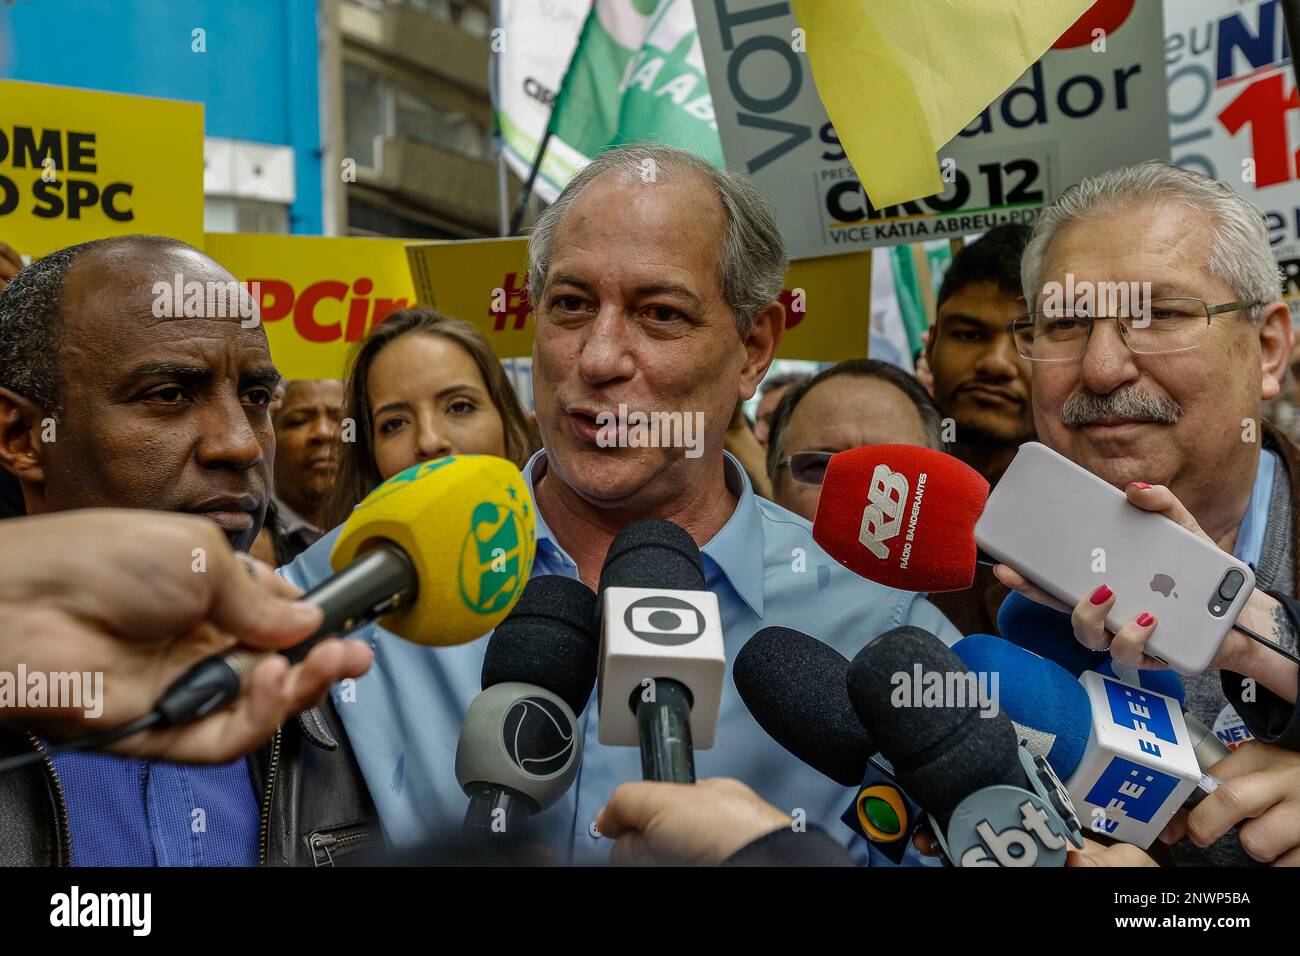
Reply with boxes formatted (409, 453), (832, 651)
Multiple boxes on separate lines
(812, 444), (989, 593)
(734, 626), (922, 862)
(953, 634), (1214, 849)
(151, 454), (537, 728)
(848, 627), (1084, 867)
(596, 520), (725, 783)
(456, 575), (598, 841)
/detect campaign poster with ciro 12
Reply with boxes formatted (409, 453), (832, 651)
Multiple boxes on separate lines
(693, 0), (1169, 258)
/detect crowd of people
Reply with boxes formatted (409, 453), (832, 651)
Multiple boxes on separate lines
(1, 143), (1299, 868)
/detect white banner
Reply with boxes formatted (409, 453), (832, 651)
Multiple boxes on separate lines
(492, 0), (592, 204)
(693, 0), (1171, 259)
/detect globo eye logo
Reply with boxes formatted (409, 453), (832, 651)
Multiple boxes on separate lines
(623, 596), (705, 646)
(856, 784), (909, 843)
(501, 696), (575, 778)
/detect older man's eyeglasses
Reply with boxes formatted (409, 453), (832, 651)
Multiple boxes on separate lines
(1006, 297), (1261, 362)
(778, 451), (833, 486)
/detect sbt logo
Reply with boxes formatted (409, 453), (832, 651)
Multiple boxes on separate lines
(859, 464), (908, 559)
(960, 799), (1067, 867)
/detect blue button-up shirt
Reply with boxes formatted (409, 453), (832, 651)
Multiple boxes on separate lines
(280, 451), (961, 864)
(50, 751), (259, 866)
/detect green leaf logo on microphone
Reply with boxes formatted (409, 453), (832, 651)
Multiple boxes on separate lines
(459, 495), (531, 615)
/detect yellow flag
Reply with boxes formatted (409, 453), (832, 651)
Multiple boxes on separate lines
(791, 0), (1094, 207)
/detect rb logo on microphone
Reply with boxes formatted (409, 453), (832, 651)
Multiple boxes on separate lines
(859, 464), (908, 559)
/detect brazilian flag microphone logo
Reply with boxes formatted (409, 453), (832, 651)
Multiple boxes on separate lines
(841, 762), (921, 864)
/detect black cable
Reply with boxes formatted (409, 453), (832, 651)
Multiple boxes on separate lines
(1233, 621), (1300, 668)
(0, 710), (161, 774)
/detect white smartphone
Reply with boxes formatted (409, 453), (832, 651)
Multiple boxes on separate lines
(974, 442), (1254, 674)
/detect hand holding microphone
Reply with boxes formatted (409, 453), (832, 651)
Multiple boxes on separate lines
(1, 455), (537, 772)
(0, 510), (371, 766)
(1159, 740), (1300, 866)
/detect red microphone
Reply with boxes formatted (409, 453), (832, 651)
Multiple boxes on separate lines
(811, 445), (989, 593)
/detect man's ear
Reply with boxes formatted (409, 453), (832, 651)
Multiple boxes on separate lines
(739, 300), (786, 402)
(1258, 300), (1293, 402)
(0, 387), (49, 485)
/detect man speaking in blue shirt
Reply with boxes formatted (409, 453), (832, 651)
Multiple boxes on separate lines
(282, 142), (961, 864)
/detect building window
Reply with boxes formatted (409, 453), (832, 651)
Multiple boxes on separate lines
(345, 60), (489, 165)
(344, 62), (387, 168)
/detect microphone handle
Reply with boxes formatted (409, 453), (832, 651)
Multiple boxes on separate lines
(463, 784), (532, 840)
(154, 541), (418, 728)
(637, 678), (695, 783)
(286, 541), (417, 662)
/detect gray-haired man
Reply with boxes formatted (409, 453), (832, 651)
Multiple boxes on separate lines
(996, 159), (1300, 866)
(279, 142), (962, 865)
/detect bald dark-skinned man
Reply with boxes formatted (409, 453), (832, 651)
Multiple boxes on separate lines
(0, 235), (375, 867)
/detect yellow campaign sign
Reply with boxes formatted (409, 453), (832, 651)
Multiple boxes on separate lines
(406, 237), (872, 362)
(0, 79), (204, 257)
(204, 233), (419, 381)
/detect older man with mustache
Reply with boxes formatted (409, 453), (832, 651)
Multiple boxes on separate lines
(992, 160), (1300, 866)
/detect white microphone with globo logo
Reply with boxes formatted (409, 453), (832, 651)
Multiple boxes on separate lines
(596, 521), (725, 783)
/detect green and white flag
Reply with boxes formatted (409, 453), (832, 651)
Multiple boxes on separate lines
(546, 0), (724, 187)
(493, 0), (591, 204)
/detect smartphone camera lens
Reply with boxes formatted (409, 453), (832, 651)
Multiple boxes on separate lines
(1208, 570), (1245, 618)
(1218, 570), (1245, 601)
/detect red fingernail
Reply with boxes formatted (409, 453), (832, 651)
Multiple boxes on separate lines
(1132, 482), (1151, 490)
(1089, 585), (1113, 605)
(1137, 612), (1154, 627)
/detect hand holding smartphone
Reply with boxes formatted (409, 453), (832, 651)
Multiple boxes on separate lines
(974, 442), (1254, 674)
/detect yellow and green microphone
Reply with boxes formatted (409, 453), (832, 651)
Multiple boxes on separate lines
(156, 454), (537, 727)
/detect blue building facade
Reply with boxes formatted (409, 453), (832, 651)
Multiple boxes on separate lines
(0, 0), (324, 234)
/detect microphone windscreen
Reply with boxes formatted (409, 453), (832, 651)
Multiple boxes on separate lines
(1097, 657), (1187, 705)
(996, 591), (1098, 677)
(952, 634), (1091, 779)
(597, 519), (705, 594)
(733, 627), (874, 787)
(331, 455), (536, 646)
(846, 626), (1022, 820)
(481, 575), (599, 714)
(813, 445), (989, 593)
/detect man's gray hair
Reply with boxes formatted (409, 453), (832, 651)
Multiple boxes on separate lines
(1021, 160), (1283, 318)
(526, 142), (788, 335)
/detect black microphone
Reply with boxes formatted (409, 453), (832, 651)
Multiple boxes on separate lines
(847, 627), (1084, 867)
(455, 575), (598, 841)
(733, 626), (876, 786)
(734, 626), (925, 861)
(595, 520), (725, 783)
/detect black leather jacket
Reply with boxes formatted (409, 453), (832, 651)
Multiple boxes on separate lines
(0, 700), (379, 867)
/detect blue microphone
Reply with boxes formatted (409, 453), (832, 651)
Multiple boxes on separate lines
(996, 591), (1097, 676)
(953, 634), (1214, 848)
(998, 591), (1187, 701)
(952, 634), (1090, 778)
